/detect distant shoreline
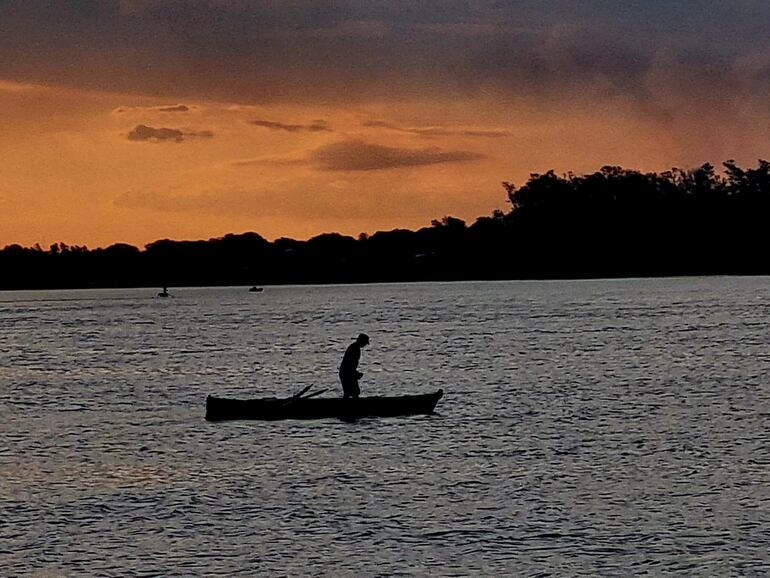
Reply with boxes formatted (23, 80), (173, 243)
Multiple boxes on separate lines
(3, 160), (768, 290)
(2, 272), (769, 293)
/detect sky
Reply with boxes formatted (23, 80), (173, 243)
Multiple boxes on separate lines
(2, 1), (770, 248)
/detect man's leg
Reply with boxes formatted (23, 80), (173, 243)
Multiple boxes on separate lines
(341, 374), (353, 398)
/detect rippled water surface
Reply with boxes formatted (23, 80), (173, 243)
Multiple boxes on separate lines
(2, 278), (770, 576)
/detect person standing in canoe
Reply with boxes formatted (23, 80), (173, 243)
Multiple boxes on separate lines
(339, 333), (369, 398)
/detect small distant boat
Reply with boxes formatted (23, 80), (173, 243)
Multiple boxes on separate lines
(158, 287), (169, 297)
(248, 286), (263, 292)
(205, 389), (444, 421)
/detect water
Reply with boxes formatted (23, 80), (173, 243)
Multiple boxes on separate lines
(1, 278), (769, 576)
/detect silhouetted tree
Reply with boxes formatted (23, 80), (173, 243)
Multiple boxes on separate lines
(1, 160), (769, 289)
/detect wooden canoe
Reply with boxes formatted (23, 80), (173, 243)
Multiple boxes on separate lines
(205, 389), (444, 421)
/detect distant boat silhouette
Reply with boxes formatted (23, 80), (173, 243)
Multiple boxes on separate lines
(249, 286), (263, 292)
(158, 287), (169, 297)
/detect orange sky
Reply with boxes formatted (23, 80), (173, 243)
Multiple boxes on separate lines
(2, 2), (769, 248)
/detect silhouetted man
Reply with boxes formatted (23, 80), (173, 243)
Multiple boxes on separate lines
(339, 333), (369, 398)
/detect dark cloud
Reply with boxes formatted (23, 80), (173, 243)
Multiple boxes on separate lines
(127, 124), (184, 142)
(126, 124), (212, 142)
(364, 120), (508, 138)
(2, 1), (770, 112)
(113, 104), (193, 115)
(309, 140), (484, 171)
(251, 119), (331, 132)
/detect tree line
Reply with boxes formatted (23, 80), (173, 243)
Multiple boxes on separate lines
(1, 160), (769, 289)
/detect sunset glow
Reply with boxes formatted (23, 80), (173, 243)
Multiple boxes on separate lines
(2, 1), (770, 248)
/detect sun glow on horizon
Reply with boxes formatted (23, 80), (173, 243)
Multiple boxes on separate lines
(2, 2), (769, 248)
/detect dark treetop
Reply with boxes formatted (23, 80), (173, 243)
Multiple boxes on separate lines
(2, 160), (769, 290)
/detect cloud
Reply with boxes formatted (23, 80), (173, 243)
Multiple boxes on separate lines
(112, 177), (475, 225)
(230, 156), (307, 168)
(186, 129), (214, 138)
(251, 119), (330, 132)
(4, 1), (770, 111)
(3, 0), (770, 158)
(113, 104), (193, 115)
(309, 140), (484, 171)
(126, 124), (213, 142)
(127, 124), (183, 142)
(115, 187), (268, 215)
(158, 104), (189, 112)
(363, 120), (509, 138)
(0, 80), (39, 93)
(114, 184), (351, 221)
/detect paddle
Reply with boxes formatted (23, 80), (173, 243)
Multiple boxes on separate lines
(293, 384), (314, 399)
(279, 385), (325, 408)
(300, 388), (328, 400)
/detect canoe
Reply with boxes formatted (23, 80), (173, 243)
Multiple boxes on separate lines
(205, 389), (444, 421)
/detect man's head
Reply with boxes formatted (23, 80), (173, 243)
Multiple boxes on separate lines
(356, 333), (370, 347)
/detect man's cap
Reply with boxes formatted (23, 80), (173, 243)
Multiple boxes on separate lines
(356, 333), (370, 344)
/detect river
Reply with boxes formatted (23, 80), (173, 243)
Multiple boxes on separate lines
(1, 278), (769, 576)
